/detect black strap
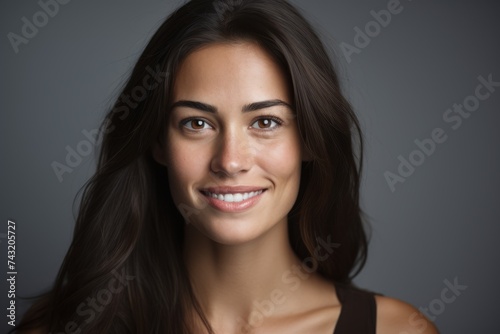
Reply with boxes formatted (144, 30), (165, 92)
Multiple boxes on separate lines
(333, 284), (377, 334)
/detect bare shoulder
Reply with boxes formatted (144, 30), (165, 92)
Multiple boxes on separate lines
(375, 295), (440, 334)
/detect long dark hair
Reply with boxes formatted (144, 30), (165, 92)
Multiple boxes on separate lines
(16, 0), (367, 332)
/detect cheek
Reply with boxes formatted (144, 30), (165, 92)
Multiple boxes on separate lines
(256, 135), (302, 181)
(165, 143), (208, 200)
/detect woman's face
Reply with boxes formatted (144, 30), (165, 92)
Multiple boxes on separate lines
(154, 42), (305, 245)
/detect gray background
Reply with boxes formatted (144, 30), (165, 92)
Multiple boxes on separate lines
(1, 0), (499, 333)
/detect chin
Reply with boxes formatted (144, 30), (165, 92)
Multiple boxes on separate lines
(189, 216), (277, 246)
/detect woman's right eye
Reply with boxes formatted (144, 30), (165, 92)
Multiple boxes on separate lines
(181, 118), (213, 131)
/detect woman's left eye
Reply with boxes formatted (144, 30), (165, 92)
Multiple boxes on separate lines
(250, 117), (283, 130)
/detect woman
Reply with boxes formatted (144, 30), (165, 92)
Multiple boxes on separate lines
(17, 0), (438, 333)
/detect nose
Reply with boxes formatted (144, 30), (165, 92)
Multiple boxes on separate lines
(210, 128), (253, 177)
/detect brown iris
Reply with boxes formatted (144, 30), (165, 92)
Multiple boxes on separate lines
(190, 119), (206, 129)
(256, 119), (272, 128)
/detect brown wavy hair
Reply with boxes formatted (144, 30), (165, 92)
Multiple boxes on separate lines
(15, 0), (367, 333)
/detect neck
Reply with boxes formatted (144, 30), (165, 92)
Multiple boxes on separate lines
(183, 219), (303, 331)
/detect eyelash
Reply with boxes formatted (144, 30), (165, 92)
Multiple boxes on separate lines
(180, 115), (284, 132)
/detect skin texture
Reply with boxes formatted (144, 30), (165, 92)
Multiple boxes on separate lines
(159, 41), (304, 247)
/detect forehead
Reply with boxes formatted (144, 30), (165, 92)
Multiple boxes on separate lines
(172, 42), (291, 103)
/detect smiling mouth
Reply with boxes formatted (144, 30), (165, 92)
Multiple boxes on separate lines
(198, 187), (268, 213)
(200, 189), (267, 203)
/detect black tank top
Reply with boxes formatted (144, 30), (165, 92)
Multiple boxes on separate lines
(333, 283), (377, 334)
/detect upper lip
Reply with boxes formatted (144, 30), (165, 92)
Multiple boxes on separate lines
(200, 186), (267, 194)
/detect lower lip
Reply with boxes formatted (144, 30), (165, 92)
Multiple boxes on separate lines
(200, 190), (266, 213)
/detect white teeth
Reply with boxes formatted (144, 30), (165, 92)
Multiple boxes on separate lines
(205, 190), (263, 202)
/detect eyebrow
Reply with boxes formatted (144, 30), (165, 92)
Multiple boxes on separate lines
(169, 99), (293, 113)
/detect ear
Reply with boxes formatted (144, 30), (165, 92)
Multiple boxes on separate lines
(152, 141), (168, 167)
